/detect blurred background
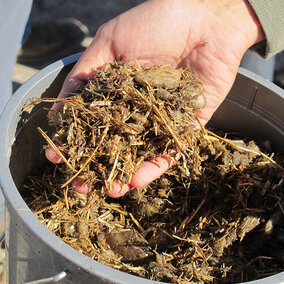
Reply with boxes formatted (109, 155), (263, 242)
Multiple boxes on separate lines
(13, 0), (144, 91)
(12, 0), (284, 92)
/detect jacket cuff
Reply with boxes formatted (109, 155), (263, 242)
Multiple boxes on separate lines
(248, 0), (284, 58)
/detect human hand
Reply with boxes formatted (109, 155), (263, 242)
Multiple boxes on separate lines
(46, 0), (264, 197)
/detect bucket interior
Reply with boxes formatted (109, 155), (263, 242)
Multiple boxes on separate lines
(4, 60), (284, 283)
(9, 63), (74, 190)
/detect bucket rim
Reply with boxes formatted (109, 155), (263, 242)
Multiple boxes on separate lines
(0, 53), (283, 283)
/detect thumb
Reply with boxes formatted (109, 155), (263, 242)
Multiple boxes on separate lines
(50, 22), (116, 111)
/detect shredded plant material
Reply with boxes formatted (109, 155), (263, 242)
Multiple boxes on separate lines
(23, 62), (284, 283)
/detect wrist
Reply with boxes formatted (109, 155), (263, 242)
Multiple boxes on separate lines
(242, 0), (265, 44)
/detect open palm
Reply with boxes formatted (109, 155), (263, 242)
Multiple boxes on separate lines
(46, 0), (264, 196)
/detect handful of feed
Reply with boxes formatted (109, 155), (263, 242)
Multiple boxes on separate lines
(24, 62), (284, 283)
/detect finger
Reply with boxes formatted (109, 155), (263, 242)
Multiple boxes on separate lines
(106, 154), (178, 198)
(49, 76), (86, 113)
(105, 181), (132, 198)
(45, 147), (93, 194)
(45, 146), (66, 164)
(72, 177), (93, 194)
(130, 155), (176, 188)
(45, 152), (176, 197)
(50, 22), (116, 113)
(71, 154), (176, 197)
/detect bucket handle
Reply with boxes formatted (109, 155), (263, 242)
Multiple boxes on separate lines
(24, 271), (67, 284)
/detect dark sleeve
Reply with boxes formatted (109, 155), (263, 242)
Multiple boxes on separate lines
(248, 0), (284, 58)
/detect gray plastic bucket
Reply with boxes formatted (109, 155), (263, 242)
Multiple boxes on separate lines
(0, 53), (283, 283)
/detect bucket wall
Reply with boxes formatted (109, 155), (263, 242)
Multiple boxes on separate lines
(0, 54), (283, 284)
